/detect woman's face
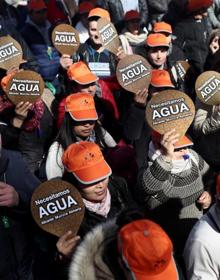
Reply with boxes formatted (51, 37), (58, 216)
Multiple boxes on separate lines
(80, 177), (109, 202)
(73, 121), (95, 138)
(210, 35), (219, 54)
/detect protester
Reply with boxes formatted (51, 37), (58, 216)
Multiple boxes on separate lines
(46, 92), (116, 179)
(183, 173), (220, 280)
(21, 0), (60, 92)
(153, 21), (186, 66)
(0, 71), (56, 176)
(76, 7), (126, 78)
(173, 0), (213, 73)
(145, 33), (170, 69)
(123, 70), (175, 168)
(119, 10), (148, 56)
(69, 210), (185, 280)
(137, 129), (212, 255)
(55, 141), (135, 259)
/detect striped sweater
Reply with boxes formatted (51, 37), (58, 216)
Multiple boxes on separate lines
(137, 149), (210, 253)
(138, 149), (209, 220)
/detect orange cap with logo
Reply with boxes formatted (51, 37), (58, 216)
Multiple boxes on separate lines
(79, 1), (94, 14)
(118, 219), (179, 280)
(88, 7), (110, 21)
(151, 70), (175, 88)
(62, 141), (112, 185)
(153, 22), (172, 34)
(65, 93), (98, 121)
(187, 0), (213, 12)
(28, 0), (47, 11)
(67, 61), (98, 85)
(146, 33), (170, 48)
(124, 10), (140, 21)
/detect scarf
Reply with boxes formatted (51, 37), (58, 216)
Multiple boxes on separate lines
(0, 92), (45, 132)
(83, 189), (111, 218)
(123, 31), (148, 46)
(148, 141), (197, 174)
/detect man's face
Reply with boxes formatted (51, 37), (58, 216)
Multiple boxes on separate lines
(147, 47), (168, 68)
(88, 20), (102, 45)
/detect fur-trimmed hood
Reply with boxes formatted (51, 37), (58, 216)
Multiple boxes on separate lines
(69, 220), (118, 280)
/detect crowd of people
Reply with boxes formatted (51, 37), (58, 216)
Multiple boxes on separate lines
(1, 0), (220, 279)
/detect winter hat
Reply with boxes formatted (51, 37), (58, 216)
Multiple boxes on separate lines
(79, 1), (94, 15)
(118, 219), (179, 280)
(65, 93), (98, 121)
(67, 61), (98, 85)
(28, 0), (47, 11)
(124, 10), (140, 21)
(62, 141), (112, 185)
(187, 0), (213, 13)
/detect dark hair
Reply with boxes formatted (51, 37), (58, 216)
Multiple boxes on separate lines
(55, 113), (108, 167)
(56, 112), (107, 149)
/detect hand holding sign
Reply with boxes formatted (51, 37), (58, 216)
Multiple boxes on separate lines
(97, 17), (120, 55)
(31, 179), (85, 237)
(116, 54), (152, 93)
(5, 70), (44, 105)
(146, 90), (195, 138)
(195, 71), (220, 105)
(0, 36), (23, 70)
(52, 24), (80, 56)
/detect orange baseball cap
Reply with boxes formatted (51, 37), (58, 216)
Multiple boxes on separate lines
(146, 33), (170, 48)
(174, 135), (194, 150)
(187, 0), (213, 12)
(62, 141), (112, 184)
(79, 2), (94, 14)
(124, 10), (140, 21)
(118, 219), (178, 280)
(153, 22), (172, 34)
(65, 93), (98, 121)
(151, 70), (175, 88)
(88, 7), (110, 21)
(28, 0), (47, 11)
(67, 61), (98, 85)
(1, 72), (16, 92)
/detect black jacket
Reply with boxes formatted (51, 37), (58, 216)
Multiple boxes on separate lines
(173, 16), (211, 73)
